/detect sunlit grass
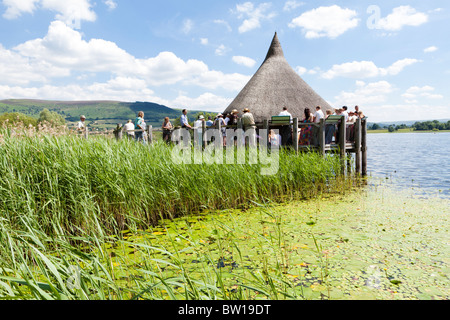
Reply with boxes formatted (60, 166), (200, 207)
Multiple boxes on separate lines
(0, 131), (361, 300)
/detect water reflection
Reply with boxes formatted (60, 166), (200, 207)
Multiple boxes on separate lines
(366, 132), (450, 198)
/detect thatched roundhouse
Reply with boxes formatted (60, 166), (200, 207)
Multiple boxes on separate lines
(223, 33), (332, 122)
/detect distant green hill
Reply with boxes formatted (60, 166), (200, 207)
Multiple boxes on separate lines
(0, 99), (181, 129)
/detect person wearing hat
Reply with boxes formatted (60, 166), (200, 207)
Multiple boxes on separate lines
(241, 108), (256, 147)
(241, 108), (256, 130)
(77, 115), (86, 131)
(194, 115), (206, 146)
(228, 109), (239, 126)
(213, 113), (227, 146)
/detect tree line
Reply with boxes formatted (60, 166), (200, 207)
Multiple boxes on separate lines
(369, 120), (450, 132)
(0, 109), (65, 127)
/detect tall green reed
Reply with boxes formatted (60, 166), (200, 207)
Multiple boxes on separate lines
(0, 133), (343, 237)
(0, 133), (350, 300)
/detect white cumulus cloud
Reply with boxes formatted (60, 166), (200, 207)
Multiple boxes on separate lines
(213, 19), (232, 32)
(232, 56), (256, 68)
(289, 5), (359, 39)
(103, 0), (117, 10)
(334, 81), (394, 106)
(2, 0), (39, 19)
(283, 1), (304, 12)
(233, 2), (276, 33)
(182, 19), (194, 34)
(424, 46), (438, 53)
(172, 93), (232, 111)
(2, 0), (97, 27)
(373, 6), (428, 31)
(1, 21), (251, 103)
(322, 59), (420, 79)
(215, 44), (231, 56)
(402, 86), (443, 103)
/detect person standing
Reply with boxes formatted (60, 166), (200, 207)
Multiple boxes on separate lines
(228, 109), (239, 126)
(206, 116), (214, 127)
(312, 106), (325, 145)
(313, 106), (324, 124)
(194, 115), (205, 146)
(214, 114), (227, 146)
(180, 109), (192, 130)
(268, 129), (281, 147)
(342, 106), (349, 122)
(278, 107), (293, 122)
(134, 111), (145, 143)
(224, 113), (231, 126)
(299, 108), (313, 146)
(77, 115), (86, 131)
(162, 117), (173, 144)
(325, 110), (336, 144)
(278, 107), (292, 146)
(241, 108), (256, 147)
(123, 120), (135, 139)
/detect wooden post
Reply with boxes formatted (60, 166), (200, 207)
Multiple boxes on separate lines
(147, 125), (153, 145)
(293, 118), (299, 154)
(263, 119), (269, 146)
(355, 118), (362, 176)
(202, 120), (207, 149)
(263, 119), (269, 131)
(347, 153), (352, 175)
(217, 117), (222, 147)
(339, 116), (346, 174)
(115, 124), (123, 141)
(319, 119), (325, 156)
(236, 118), (243, 147)
(84, 128), (89, 140)
(361, 118), (368, 177)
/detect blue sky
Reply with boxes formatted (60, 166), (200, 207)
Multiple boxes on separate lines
(0, 0), (449, 122)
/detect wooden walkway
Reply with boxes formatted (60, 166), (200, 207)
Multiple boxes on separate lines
(81, 115), (368, 177)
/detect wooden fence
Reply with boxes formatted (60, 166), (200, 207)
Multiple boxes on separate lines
(79, 115), (367, 176)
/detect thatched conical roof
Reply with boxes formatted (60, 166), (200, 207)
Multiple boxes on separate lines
(224, 33), (332, 122)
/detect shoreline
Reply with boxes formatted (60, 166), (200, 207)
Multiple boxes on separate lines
(368, 129), (450, 134)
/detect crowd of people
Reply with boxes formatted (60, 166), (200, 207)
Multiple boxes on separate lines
(75, 104), (364, 147)
(296, 105), (365, 146)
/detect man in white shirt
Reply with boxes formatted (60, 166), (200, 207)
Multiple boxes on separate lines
(278, 107), (293, 122)
(313, 106), (324, 123)
(312, 106), (325, 146)
(278, 107), (292, 146)
(123, 120), (135, 138)
(342, 106), (349, 122)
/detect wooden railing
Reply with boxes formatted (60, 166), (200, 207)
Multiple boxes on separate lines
(77, 116), (367, 176)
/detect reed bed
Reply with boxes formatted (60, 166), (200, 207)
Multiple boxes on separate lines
(0, 130), (350, 300)
(0, 132), (343, 236)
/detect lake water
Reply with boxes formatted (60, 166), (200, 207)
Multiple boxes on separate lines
(366, 132), (450, 198)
